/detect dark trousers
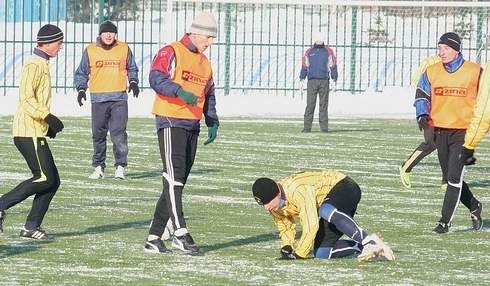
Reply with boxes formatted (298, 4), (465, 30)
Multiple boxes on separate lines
(314, 177), (361, 249)
(149, 127), (198, 237)
(0, 137), (60, 228)
(304, 79), (330, 132)
(91, 101), (128, 168)
(435, 128), (479, 224)
(402, 126), (437, 174)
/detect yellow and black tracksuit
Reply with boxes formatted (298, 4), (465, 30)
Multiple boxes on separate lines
(0, 48), (60, 230)
(401, 55), (441, 175)
(464, 61), (490, 150)
(270, 170), (366, 258)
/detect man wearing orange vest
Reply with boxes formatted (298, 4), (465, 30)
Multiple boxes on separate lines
(414, 32), (483, 233)
(74, 20), (140, 180)
(144, 12), (219, 255)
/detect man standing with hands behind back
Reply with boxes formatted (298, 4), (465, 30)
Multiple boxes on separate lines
(74, 20), (140, 180)
(144, 12), (220, 255)
(299, 31), (338, 133)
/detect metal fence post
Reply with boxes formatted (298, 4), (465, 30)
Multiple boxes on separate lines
(99, 0), (105, 23)
(349, 5), (358, 94)
(224, 3), (232, 96)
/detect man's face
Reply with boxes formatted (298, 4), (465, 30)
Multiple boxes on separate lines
(438, 44), (459, 64)
(42, 40), (63, 57)
(263, 192), (281, 212)
(189, 34), (215, 53)
(100, 32), (116, 45)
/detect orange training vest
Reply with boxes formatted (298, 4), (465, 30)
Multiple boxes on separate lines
(427, 61), (480, 129)
(86, 41), (129, 92)
(152, 42), (212, 120)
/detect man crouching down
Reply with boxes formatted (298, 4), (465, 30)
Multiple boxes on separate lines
(252, 170), (395, 262)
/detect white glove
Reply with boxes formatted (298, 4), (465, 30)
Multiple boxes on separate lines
(331, 82), (337, 93)
(299, 80), (305, 92)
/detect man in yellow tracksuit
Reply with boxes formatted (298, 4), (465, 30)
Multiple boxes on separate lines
(414, 32), (483, 233)
(0, 24), (64, 239)
(459, 60), (490, 231)
(252, 170), (395, 262)
(399, 55), (441, 188)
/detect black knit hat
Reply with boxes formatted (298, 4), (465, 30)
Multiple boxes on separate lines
(252, 178), (280, 205)
(37, 24), (63, 44)
(99, 20), (118, 34)
(438, 32), (461, 52)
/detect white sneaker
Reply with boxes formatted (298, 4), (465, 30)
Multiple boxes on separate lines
(114, 165), (125, 179)
(357, 234), (395, 262)
(88, 166), (104, 179)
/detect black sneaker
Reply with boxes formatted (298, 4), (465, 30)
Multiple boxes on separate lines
(19, 227), (48, 240)
(470, 202), (483, 231)
(172, 233), (199, 255)
(0, 210), (5, 233)
(301, 129), (311, 133)
(433, 222), (450, 234)
(144, 239), (170, 253)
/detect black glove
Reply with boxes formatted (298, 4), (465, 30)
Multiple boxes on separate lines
(46, 127), (57, 139)
(279, 245), (301, 260)
(460, 147), (476, 165)
(128, 82), (140, 98)
(77, 90), (86, 106)
(417, 115), (429, 131)
(44, 114), (64, 135)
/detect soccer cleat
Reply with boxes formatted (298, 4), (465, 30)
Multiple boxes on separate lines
(144, 239), (170, 253)
(301, 129), (311, 133)
(470, 202), (483, 231)
(433, 222), (450, 234)
(89, 166), (104, 179)
(0, 210), (5, 233)
(172, 233), (199, 255)
(357, 234), (395, 262)
(114, 165), (125, 180)
(20, 227), (48, 240)
(399, 166), (411, 188)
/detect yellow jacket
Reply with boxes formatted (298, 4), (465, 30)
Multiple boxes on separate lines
(12, 50), (52, 137)
(464, 61), (490, 149)
(269, 170), (346, 258)
(411, 55), (441, 88)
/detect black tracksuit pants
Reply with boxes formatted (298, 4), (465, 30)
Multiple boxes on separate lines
(435, 128), (480, 224)
(0, 137), (60, 229)
(149, 127), (198, 237)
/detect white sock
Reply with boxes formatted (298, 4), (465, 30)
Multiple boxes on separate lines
(147, 234), (160, 241)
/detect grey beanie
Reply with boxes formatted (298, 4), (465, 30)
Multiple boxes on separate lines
(189, 12), (217, 37)
(37, 24), (64, 44)
(438, 32), (461, 52)
(99, 20), (118, 35)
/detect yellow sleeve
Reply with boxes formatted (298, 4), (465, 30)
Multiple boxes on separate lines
(18, 62), (50, 120)
(464, 61), (490, 150)
(411, 55), (441, 88)
(272, 213), (296, 248)
(292, 186), (319, 258)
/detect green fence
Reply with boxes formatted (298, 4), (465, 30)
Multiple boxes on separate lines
(1, 0), (489, 96)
